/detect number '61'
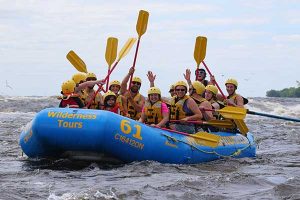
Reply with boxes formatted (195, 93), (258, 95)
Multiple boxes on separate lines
(120, 119), (142, 140)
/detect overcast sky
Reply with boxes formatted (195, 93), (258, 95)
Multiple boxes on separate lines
(1, 0), (299, 97)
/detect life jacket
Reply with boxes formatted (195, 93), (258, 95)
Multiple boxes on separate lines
(170, 95), (191, 120)
(78, 90), (87, 104)
(59, 93), (84, 108)
(116, 95), (127, 116)
(127, 93), (143, 120)
(84, 90), (102, 109)
(191, 96), (207, 106)
(144, 101), (163, 124)
(104, 103), (120, 114)
(226, 93), (248, 105)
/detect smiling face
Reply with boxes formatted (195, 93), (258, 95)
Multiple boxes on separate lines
(109, 84), (120, 94)
(205, 90), (213, 100)
(226, 83), (236, 96)
(175, 86), (187, 98)
(149, 93), (160, 103)
(169, 89), (175, 97)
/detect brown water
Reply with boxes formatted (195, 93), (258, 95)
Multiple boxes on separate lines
(0, 96), (299, 200)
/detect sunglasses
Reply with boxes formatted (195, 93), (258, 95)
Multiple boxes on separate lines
(132, 81), (141, 85)
(107, 98), (116, 101)
(86, 78), (97, 81)
(176, 89), (186, 92)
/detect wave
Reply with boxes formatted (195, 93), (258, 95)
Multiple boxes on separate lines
(248, 97), (300, 118)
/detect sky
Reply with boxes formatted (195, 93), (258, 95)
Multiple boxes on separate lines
(0, 0), (300, 97)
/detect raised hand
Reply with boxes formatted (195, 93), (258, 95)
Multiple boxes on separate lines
(183, 69), (191, 81)
(147, 71), (156, 83)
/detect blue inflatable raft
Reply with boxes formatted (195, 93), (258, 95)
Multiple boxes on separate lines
(20, 108), (256, 164)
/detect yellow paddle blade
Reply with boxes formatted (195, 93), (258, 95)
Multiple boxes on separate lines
(205, 119), (235, 129)
(233, 119), (249, 136)
(136, 10), (149, 38)
(187, 132), (220, 148)
(194, 36), (207, 67)
(105, 37), (118, 67)
(218, 106), (247, 120)
(117, 38), (137, 61)
(66, 50), (88, 73)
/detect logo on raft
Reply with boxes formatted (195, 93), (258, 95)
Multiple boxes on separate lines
(47, 111), (97, 120)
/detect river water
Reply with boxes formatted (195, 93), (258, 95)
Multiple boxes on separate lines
(0, 96), (299, 200)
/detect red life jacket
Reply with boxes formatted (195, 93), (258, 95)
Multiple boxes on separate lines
(59, 94), (84, 108)
(104, 104), (120, 114)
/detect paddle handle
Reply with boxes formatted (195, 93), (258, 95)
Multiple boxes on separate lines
(128, 38), (141, 90)
(86, 61), (120, 108)
(202, 61), (226, 99)
(247, 110), (300, 122)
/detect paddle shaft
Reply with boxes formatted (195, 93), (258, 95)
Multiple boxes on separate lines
(106, 67), (110, 92)
(128, 38), (141, 90)
(202, 61), (226, 99)
(247, 110), (300, 122)
(170, 120), (204, 124)
(158, 127), (218, 142)
(86, 60), (120, 108)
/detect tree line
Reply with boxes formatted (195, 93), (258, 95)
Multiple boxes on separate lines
(266, 81), (300, 97)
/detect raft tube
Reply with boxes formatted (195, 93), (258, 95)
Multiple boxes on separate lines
(20, 108), (256, 164)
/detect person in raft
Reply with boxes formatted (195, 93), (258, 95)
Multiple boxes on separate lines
(83, 72), (104, 109)
(223, 78), (248, 108)
(101, 90), (120, 114)
(169, 81), (202, 134)
(108, 80), (128, 116)
(72, 72), (88, 103)
(139, 87), (169, 128)
(204, 85), (220, 109)
(120, 67), (145, 120)
(59, 80), (85, 108)
(194, 68), (213, 87)
(188, 81), (214, 121)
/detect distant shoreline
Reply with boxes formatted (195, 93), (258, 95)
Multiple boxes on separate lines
(266, 86), (300, 98)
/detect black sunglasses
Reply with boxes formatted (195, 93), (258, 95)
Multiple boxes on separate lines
(132, 81), (141, 85)
(176, 89), (186, 92)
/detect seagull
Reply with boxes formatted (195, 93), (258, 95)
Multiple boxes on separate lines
(5, 80), (13, 89)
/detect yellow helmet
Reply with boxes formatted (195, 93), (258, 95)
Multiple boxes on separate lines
(205, 85), (218, 95)
(103, 90), (116, 100)
(148, 87), (161, 95)
(225, 78), (238, 87)
(109, 80), (121, 87)
(61, 80), (76, 94)
(175, 81), (188, 89)
(72, 73), (86, 84)
(191, 81), (205, 95)
(132, 77), (142, 84)
(86, 72), (97, 80)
